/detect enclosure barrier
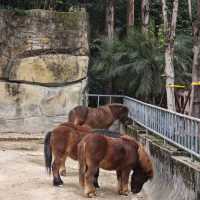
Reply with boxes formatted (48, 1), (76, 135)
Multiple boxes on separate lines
(86, 94), (200, 159)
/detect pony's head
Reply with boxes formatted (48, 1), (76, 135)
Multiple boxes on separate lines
(109, 104), (133, 126)
(131, 144), (153, 193)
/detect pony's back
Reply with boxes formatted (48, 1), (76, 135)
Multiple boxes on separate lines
(68, 105), (89, 125)
(59, 121), (92, 133)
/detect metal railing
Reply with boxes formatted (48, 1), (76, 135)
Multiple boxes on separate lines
(86, 94), (200, 159)
(85, 94), (124, 107)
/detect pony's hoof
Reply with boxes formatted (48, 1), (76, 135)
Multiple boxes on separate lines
(60, 170), (67, 176)
(118, 190), (129, 196)
(57, 184), (63, 187)
(85, 189), (97, 198)
(53, 182), (64, 187)
(86, 192), (96, 198)
(53, 177), (64, 186)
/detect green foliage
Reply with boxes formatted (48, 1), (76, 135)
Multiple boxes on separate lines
(0, 0), (80, 11)
(89, 29), (164, 101)
(174, 34), (193, 85)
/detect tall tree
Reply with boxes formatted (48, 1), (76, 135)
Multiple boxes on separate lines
(190, 0), (200, 118)
(105, 0), (115, 94)
(187, 0), (192, 20)
(106, 0), (115, 40)
(161, 0), (179, 111)
(141, 0), (150, 33)
(127, 0), (135, 28)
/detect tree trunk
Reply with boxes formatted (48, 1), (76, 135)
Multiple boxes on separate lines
(141, 0), (150, 33)
(161, 0), (179, 111)
(165, 46), (176, 110)
(190, 10), (200, 118)
(198, 0), (200, 17)
(106, 0), (115, 40)
(105, 0), (115, 95)
(188, 0), (192, 20)
(127, 0), (135, 27)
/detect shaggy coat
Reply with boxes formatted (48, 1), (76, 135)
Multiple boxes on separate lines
(68, 103), (133, 128)
(78, 134), (153, 197)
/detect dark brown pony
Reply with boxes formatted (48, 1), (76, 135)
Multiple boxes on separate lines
(78, 134), (153, 197)
(44, 122), (102, 187)
(68, 103), (133, 129)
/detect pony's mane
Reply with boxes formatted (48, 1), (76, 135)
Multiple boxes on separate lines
(121, 135), (153, 179)
(93, 129), (121, 138)
(108, 103), (128, 119)
(138, 144), (154, 179)
(69, 105), (89, 124)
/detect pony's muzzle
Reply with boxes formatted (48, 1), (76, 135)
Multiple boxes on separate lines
(131, 186), (142, 194)
(123, 117), (133, 126)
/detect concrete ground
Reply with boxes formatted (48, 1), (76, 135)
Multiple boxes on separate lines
(0, 139), (150, 200)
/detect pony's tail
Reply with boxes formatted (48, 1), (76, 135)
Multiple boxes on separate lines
(78, 142), (87, 186)
(44, 131), (52, 174)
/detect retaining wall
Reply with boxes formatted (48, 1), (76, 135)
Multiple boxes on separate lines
(127, 126), (200, 200)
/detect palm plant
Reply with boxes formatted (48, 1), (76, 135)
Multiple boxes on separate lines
(109, 29), (164, 102)
(89, 30), (165, 102)
(89, 38), (122, 94)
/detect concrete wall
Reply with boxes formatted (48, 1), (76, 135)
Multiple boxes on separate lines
(0, 9), (89, 133)
(127, 126), (200, 200)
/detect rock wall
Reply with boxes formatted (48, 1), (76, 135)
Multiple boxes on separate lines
(0, 9), (89, 133)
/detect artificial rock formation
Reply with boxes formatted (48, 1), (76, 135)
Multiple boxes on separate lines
(0, 9), (89, 133)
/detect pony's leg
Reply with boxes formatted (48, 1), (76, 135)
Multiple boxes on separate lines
(116, 170), (123, 195)
(120, 170), (131, 196)
(60, 153), (68, 176)
(79, 157), (85, 188)
(84, 165), (97, 197)
(52, 156), (64, 186)
(93, 168), (100, 188)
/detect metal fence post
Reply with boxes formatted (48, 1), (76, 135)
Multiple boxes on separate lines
(109, 96), (112, 104)
(97, 96), (100, 107)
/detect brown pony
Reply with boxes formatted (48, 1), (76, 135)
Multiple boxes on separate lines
(78, 134), (153, 197)
(44, 122), (101, 187)
(68, 103), (133, 128)
(44, 122), (91, 186)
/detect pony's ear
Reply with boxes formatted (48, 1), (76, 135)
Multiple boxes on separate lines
(138, 144), (154, 179)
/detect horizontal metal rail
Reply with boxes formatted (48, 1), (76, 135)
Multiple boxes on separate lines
(86, 94), (200, 159)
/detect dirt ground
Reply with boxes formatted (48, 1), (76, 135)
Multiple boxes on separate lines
(0, 140), (150, 200)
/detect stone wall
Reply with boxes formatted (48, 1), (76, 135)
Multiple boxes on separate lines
(0, 9), (89, 133)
